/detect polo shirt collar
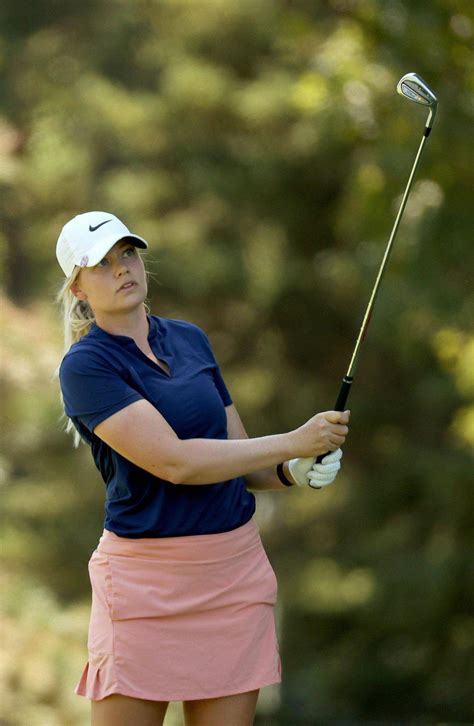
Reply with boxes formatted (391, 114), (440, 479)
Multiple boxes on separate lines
(89, 314), (159, 345)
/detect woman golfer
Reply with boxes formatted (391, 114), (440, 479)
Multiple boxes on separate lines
(56, 211), (349, 726)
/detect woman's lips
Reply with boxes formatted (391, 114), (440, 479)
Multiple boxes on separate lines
(118, 281), (137, 292)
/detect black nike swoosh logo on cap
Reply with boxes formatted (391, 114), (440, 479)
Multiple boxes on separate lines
(89, 219), (112, 232)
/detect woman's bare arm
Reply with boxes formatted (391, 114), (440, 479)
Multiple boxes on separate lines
(225, 404), (294, 490)
(94, 399), (349, 485)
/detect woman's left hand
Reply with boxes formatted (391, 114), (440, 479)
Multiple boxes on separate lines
(288, 448), (343, 489)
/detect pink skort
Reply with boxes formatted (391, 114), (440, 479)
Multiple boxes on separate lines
(75, 517), (281, 702)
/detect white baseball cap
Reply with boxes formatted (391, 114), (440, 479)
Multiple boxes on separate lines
(56, 211), (148, 277)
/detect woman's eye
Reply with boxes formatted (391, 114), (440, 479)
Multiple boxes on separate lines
(95, 248), (134, 268)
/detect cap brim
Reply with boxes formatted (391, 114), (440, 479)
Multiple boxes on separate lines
(74, 233), (148, 269)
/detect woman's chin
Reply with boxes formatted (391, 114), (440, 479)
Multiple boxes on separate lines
(115, 294), (146, 313)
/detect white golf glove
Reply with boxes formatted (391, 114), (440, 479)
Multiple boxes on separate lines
(288, 448), (343, 489)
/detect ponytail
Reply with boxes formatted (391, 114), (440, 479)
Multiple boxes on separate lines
(52, 267), (96, 448)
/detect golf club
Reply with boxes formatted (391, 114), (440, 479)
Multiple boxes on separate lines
(315, 72), (438, 468)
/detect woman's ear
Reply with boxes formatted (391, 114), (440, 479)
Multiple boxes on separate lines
(71, 280), (87, 301)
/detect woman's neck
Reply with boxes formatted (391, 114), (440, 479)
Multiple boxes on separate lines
(94, 306), (150, 342)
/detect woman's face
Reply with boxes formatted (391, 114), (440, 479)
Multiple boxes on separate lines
(71, 238), (147, 318)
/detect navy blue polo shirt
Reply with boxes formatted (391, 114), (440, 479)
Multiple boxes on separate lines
(59, 314), (255, 537)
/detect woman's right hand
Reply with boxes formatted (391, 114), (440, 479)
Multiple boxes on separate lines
(290, 410), (350, 458)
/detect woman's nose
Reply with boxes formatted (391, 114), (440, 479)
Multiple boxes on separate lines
(114, 260), (130, 275)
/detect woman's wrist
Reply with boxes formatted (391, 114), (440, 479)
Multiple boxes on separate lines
(276, 461), (296, 487)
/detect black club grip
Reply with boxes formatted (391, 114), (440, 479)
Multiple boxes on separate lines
(315, 376), (353, 464)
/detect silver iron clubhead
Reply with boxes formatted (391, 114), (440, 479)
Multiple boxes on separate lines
(397, 72), (438, 128)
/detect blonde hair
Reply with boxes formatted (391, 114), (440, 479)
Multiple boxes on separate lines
(56, 266), (96, 348)
(53, 251), (153, 448)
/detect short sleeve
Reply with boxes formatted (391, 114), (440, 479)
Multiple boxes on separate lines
(195, 327), (233, 407)
(59, 349), (144, 435)
(211, 365), (232, 407)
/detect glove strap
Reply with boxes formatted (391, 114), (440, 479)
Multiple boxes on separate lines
(276, 463), (295, 487)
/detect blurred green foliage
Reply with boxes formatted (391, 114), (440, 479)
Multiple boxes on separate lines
(1, 0), (473, 724)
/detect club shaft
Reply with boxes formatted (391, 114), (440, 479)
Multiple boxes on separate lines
(345, 130), (429, 381)
(315, 123), (432, 466)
